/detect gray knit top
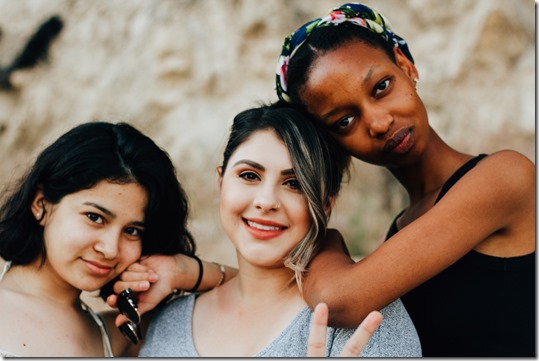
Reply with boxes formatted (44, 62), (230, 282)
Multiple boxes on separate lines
(139, 294), (421, 357)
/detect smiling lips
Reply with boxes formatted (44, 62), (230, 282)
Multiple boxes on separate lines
(383, 127), (414, 154)
(83, 259), (114, 276)
(244, 218), (287, 240)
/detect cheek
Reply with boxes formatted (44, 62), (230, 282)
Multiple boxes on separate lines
(43, 216), (84, 251)
(288, 197), (311, 232)
(338, 134), (369, 158)
(119, 241), (142, 265)
(219, 181), (249, 217)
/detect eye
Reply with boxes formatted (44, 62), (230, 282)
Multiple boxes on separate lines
(332, 115), (356, 133)
(86, 212), (104, 224)
(374, 78), (391, 96)
(284, 178), (302, 191)
(125, 227), (143, 238)
(239, 171), (260, 182)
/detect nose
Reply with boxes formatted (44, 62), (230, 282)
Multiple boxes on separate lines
(253, 185), (281, 212)
(365, 110), (394, 137)
(94, 229), (121, 259)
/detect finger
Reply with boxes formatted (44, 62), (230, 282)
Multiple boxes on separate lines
(339, 311), (383, 357)
(113, 280), (151, 294)
(125, 262), (151, 272)
(119, 270), (159, 283)
(106, 294), (118, 308)
(307, 303), (329, 357)
(115, 313), (130, 327)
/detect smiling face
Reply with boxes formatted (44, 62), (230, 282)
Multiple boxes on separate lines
(299, 41), (429, 168)
(218, 130), (311, 269)
(35, 180), (146, 292)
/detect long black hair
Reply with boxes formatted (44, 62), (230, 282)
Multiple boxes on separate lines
(0, 121), (195, 265)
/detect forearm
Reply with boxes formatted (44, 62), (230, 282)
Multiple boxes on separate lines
(303, 227), (441, 328)
(303, 247), (371, 327)
(303, 229), (366, 326)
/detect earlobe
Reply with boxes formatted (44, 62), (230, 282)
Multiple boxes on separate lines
(324, 196), (337, 218)
(31, 190), (47, 222)
(393, 47), (418, 82)
(216, 166), (223, 190)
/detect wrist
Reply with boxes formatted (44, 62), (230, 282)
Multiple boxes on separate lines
(186, 255), (203, 293)
(170, 253), (199, 290)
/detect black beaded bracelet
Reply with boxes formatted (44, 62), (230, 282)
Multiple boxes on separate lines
(186, 255), (203, 293)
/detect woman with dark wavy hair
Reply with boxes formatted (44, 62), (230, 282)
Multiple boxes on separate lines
(0, 121), (196, 357)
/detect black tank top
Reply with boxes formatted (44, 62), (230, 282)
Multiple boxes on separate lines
(385, 154), (535, 356)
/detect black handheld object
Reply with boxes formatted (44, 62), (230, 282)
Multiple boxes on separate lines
(100, 280), (142, 344)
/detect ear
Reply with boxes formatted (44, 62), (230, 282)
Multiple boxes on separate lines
(393, 47), (418, 82)
(31, 189), (48, 224)
(216, 166), (223, 190)
(323, 195), (337, 218)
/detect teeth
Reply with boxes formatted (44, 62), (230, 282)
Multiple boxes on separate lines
(247, 220), (283, 231)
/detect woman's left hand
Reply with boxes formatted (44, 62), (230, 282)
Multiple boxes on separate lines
(307, 303), (382, 357)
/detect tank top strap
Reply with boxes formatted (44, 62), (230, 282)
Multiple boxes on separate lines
(435, 154), (488, 204)
(0, 260), (12, 281)
(80, 299), (114, 357)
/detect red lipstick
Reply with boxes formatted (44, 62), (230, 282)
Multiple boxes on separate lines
(243, 218), (287, 240)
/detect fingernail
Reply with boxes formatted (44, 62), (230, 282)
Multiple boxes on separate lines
(148, 273), (159, 282)
(138, 281), (150, 290)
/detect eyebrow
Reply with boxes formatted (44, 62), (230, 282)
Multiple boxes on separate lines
(84, 202), (114, 217)
(83, 202), (145, 227)
(232, 159), (295, 176)
(363, 67), (374, 86)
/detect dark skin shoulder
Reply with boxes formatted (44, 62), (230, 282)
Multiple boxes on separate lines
(303, 150), (535, 327)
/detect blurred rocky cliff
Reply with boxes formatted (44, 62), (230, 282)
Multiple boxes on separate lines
(0, 0), (534, 267)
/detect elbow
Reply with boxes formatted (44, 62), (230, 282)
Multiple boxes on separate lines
(305, 284), (353, 327)
(326, 292), (360, 328)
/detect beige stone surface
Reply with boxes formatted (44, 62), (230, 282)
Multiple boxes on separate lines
(0, 0), (534, 285)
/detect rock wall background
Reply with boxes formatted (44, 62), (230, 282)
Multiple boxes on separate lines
(0, 0), (534, 269)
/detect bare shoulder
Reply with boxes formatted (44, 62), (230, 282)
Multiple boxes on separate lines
(475, 150), (535, 193)
(481, 150), (534, 171)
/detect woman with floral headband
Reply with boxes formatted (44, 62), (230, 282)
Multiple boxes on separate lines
(275, 2), (535, 357)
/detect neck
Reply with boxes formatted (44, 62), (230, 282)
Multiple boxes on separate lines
(229, 258), (304, 307)
(388, 127), (472, 204)
(3, 261), (82, 308)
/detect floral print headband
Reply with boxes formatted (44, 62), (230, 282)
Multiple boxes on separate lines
(275, 2), (414, 102)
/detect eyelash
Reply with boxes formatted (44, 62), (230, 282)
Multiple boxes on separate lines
(285, 179), (301, 191)
(86, 212), (103, 224)
(239, 171), (260, 182)
(239, 171), (301, 191)
(86, 213), (143, 239)
(374, 78), (391, 97)
(125, 227), (143, 238)
(331, 77), (393, 133)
